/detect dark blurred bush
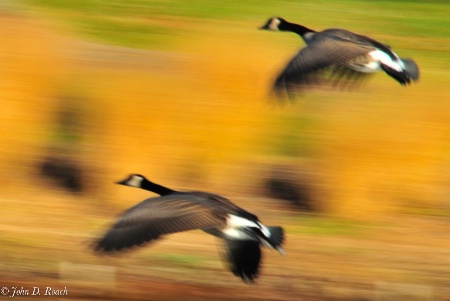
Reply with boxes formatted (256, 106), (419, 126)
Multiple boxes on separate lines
(40, 155), (83, 193)
(39, 94), (87, 193)
(263, 163), (318, 211)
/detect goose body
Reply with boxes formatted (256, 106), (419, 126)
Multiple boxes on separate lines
(260, 17), (419, 95)
(94, 174), (285, 282)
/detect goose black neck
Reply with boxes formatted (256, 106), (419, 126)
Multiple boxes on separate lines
(280, 21), (315, 37)
(141, 180), (176, 196)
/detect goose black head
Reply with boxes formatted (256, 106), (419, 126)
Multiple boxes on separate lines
(115, 174), (146, 188)
(259, 17), (286, 31)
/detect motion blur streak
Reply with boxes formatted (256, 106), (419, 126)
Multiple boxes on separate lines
(1, 1), (450, 300)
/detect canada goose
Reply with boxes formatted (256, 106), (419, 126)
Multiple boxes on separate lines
(260, 17), (420, 96)
(94, 174), (285, 282)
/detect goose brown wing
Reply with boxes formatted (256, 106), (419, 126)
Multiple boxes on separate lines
(274, 36), (373, 93)
(95, 194), (225, 252)
(191, 191), (259, 221)
(351, 33), (396, 59)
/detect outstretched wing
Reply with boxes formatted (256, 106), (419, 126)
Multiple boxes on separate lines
(94, 194), (225, 252)
(274, 36), (374, 94)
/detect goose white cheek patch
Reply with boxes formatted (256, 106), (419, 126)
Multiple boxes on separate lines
(270, 18), (281, 30)
(128, 176), (144, 187)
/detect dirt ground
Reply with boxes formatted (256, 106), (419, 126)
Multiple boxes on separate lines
(2, 191), (450, 301)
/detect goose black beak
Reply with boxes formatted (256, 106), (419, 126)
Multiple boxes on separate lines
(115, 180), (127, 186)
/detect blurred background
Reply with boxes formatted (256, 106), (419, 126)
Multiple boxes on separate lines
(1, 0), (450, 300)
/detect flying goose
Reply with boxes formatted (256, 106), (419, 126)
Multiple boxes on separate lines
(94, 174), (285, 282)
(260, 17), (420, 96)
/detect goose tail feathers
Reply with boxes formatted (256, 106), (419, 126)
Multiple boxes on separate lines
(266, 226), (285, 255)
(401, 58), (420, 82)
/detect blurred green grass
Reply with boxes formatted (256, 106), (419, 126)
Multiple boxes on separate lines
(269, 113), (319, 158)
(23, 0), (450, 54)
(287, 215), (371, 236)
(153, 253), (210, 268)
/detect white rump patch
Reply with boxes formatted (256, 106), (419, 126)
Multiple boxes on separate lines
(227, 215), (259, 228)
(257, 222), (271, 237)
(222, 228), (254, 240)
(369, 50), (403, 72)
(348, 50), (405, 73)
(224, 215), (271, 239)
